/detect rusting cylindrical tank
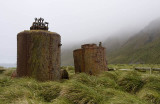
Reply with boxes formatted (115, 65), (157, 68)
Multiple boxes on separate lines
(73, 43), (108, 75)
(17, 30), (61, 81)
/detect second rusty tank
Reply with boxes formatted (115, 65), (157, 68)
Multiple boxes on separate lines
(73, 43), (108, 75)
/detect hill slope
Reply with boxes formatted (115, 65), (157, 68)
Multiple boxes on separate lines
(107, 18), (160, 64)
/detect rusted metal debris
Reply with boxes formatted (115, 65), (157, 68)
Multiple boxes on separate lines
(30, 17), (49, 30)
(61, 69), (69, 79)
(73, 42), (108, 75)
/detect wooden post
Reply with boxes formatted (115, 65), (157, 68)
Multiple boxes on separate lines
(17, 30), (61, 81)
(150, 68), (152, 74)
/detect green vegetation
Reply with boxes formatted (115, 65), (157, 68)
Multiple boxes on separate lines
(108, 64), (160, 69)
(0, 65), (160, 104)
(107, 19), (160, 64)
(107, 36), (160, 64)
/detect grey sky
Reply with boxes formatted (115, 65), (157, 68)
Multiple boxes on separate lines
(0, 0), (160, 63)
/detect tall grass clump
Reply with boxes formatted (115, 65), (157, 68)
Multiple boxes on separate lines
(71, 72), (118, 89)
(38, 82), (61, 102)
(103, 88), (147, 104)
(137, 75), (160, 104)
(117, 71), (144, 93)
(60, 81), (109, 104)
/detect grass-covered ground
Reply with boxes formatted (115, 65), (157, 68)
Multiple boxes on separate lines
(0, 65), (160, 104)
(108, 64), (160, 69)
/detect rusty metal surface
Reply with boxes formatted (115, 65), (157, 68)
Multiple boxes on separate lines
(17, 30), (61, 81)
(73, 43), (108, 75)
(81, 44), (97, 49)
(30, 18), (49, 30)
(73, 49), (83, 73)
(17, 32), (28, 77)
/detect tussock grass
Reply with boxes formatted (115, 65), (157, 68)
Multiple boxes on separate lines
(0, 66), (160, 104)
(71, 73), (118, 89)
(137, 75), (160, 104)
(103, 88), (147, 104)
(117, 71), (144, 93)
(138, 88), (160, 104)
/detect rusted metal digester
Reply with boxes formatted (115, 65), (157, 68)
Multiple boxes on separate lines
(17, 30), (61, 81)
(73, 43), (108, 75)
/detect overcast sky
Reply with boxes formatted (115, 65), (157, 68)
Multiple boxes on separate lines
(0, 0), (160, 63)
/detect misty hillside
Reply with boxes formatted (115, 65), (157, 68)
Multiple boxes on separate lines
(107, 18), (160, 64)
(61, 47), (75, 66)
(103, 30), (137, 53)
(61, 18), (160, 65)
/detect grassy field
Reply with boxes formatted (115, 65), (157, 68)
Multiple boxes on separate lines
(108, 64), (160, 69)
(0, 65), (160, 104)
